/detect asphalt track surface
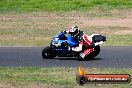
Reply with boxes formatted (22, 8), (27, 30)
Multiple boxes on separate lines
(0, 46), (132, 68)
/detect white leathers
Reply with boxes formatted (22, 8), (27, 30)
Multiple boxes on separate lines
(71, 34), (93, 52)
(70, 33), (104, 52)
(71, 43), (83, 52)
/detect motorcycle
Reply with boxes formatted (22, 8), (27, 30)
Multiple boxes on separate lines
(42, 32), (106, 60)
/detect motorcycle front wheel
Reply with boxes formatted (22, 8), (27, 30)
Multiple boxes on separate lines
(42, 46), (57, 59)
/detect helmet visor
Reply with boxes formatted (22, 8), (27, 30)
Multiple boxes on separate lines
(71, 29), (79, 37)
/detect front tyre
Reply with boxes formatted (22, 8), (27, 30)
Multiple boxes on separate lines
(42, 46), (56, 59)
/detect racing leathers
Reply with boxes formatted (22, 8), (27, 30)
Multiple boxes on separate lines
(64, 30), (94, 59)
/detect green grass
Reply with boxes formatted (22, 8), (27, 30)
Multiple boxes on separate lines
(0, 11), (132, 46)
(0, 27), (132, 46)
(0, 67), (132, 88)
(1, 34), (132, 46)
(105, 35), (132, 46)
(0, 0), (132, 12)
(0, 39), (50, 46)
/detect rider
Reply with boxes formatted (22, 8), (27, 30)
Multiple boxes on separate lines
(63, 26), (95, 59)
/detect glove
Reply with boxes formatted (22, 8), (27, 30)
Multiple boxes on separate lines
(68, 46), (72, 51)
(62, 31), (67, 34)
(61, 42), (68, 48)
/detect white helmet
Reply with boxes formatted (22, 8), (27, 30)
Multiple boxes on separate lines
(70, 26), (80, 37)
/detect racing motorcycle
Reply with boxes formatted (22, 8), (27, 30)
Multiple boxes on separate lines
(42, 32), (106, 60)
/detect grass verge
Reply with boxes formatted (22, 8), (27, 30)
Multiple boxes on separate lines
(0, 26), (131, 46)
(0, 10), (132, 46)
(0, 67), (132, 88)
(0, 0), (132, 12)
(1, 34), (132, 46)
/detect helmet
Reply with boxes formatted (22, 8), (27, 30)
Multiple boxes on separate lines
(70, 26), (80, 38)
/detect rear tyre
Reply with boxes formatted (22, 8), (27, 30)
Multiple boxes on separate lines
(84, 45), (100, 60)
(42, 46), (56, 59)
(92, 45), (100, 57)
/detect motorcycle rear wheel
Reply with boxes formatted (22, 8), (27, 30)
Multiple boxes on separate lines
(84, 45), (100, 60)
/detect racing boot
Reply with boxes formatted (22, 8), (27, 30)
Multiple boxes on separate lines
(77, 55), (84, 61)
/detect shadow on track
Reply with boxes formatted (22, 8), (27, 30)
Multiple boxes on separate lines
(42, 57), (103, 61)
(85, 58), (103, 61)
